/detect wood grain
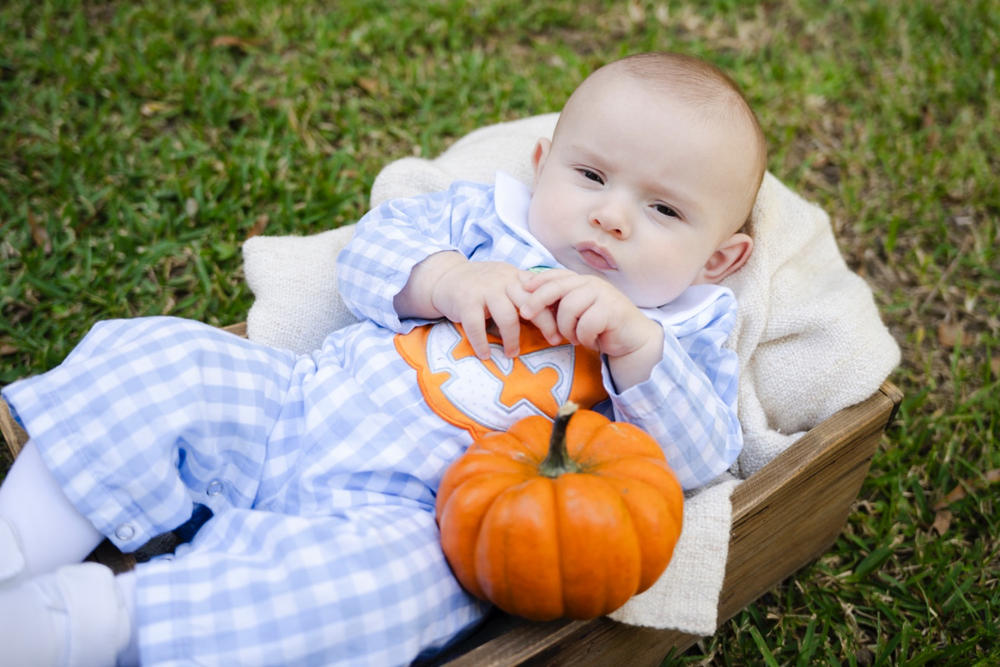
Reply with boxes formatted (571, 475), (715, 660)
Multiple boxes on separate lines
(0, 394), (28, 458)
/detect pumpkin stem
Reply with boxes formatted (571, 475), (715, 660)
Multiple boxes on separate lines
(539, 402), (582, 478)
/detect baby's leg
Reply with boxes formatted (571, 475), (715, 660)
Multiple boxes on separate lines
(0, 316), (300, 567)
(131, 504), (488, 665)
(0, 441), (102, 581)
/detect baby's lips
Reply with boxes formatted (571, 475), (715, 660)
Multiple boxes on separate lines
(576, 242), (618, 271)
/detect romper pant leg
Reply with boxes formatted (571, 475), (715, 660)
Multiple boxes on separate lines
(0, 317), (300, 552)
(3, 316), (490, 664)
(135, 504), (488, 666)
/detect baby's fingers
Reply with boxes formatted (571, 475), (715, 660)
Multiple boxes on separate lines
(554, 289), (599, 348)
(521, 268), (576, 291)
(457, 306), (492, 360)
(573, 303), (610, 350)
(487, 296), (521, 358)
(517, 275), (577, 320)
(507, 279), (560, 345)
(525, 305), (561, 345)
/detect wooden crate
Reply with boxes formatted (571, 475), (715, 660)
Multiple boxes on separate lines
(0, 326), (901, 665)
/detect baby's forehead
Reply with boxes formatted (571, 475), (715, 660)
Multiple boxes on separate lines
(571, 67), (742, 123)
(565, 72), (756, 148)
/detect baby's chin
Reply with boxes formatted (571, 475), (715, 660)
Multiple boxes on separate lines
(621, 283), (688, 309)
(550, 254), (685, 307)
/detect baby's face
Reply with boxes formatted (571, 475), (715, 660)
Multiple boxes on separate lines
(527, 74), (759, 307)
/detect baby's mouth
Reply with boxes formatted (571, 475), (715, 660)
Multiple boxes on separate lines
(576, 242), (618, 272)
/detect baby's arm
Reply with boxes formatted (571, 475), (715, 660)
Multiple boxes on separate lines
(516, 269), (663, 389)
(518, 269), (743, 489)
(609, 309), (743, 489)
(337, 182), (530, 358)
(337, 192), (460, 332)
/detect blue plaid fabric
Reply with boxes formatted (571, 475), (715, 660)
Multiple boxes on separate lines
(338, 176), (558, 333)
(4, 316), (487, 665)
(607, 286), (743, 486)
(2, 175), (742, 665)
(339, 176), (744, 487)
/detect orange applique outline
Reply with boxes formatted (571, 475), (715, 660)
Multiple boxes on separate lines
(395, 321), (607, 439)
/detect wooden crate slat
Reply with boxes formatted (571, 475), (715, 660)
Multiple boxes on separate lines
(0, 398), (28, 458)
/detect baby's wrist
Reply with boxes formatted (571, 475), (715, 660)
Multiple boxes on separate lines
(606, 318), (663, 389)
(426, 252), (468, 313)
(395, 251), (466, 320)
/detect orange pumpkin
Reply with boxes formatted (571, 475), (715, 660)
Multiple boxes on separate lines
(435, 402), (684, 621)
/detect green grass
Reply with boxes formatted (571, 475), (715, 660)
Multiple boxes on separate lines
(2, 0), (998, 663)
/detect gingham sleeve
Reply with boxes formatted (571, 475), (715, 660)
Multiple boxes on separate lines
(337, 182), (496, 331)
(603, 291), (742, 490)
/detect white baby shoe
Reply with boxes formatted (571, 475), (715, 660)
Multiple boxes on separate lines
(0, 515), (27, 585)
(0, 561), (132, 667)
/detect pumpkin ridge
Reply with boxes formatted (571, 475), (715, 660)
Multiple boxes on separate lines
(576, 422), (665, 461)
(524, 477), (563, 620)
(475, 431), (544, 463)
(440, 472), (530, 598)
(584, 475), (614, 615)
(597, 474), (680, 591)
(552, 478), (571, 618)
(590, 458), (684, 527)
(600, 475), (644, 609)
(553, 476), (577, 617)
(481, 477), (564, 620)
(608, 475), (642, 613)
(436, 455), (533, 517)
(609, 490), (638, 610)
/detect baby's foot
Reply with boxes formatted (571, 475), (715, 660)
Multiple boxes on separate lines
(0, 562), (132, 667)
(0, 516), (28, 585)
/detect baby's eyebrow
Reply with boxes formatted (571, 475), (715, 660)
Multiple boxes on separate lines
(562, 143), (608, 167)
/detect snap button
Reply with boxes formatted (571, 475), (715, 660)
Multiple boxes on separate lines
(206, 479), (224, 497)
(115, 524), (135, 541)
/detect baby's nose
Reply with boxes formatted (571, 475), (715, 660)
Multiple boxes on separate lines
(591, 207), (630, 239)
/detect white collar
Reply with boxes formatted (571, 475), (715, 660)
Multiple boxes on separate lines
(655, 283), (732, 325)
(493, 170), (552, 258)
(491, 171), (733, 324)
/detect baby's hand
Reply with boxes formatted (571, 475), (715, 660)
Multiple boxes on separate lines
(516, 269), (663, 388)
(428, 257), (531, 360)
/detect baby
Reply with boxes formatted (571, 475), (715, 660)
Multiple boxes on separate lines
(0, 52), (765, 666)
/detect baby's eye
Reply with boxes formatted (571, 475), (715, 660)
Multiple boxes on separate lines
(578, 169), (604, 184)
(654, 203), (680, 218)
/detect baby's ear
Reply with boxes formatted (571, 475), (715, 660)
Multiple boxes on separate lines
(531, 138), (551, 186)
(699, 232), (753, 283)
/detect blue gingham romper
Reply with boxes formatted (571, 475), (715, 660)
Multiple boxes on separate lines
(1, 175), (743, 665)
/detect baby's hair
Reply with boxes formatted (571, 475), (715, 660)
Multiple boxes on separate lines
(616, 53), (766, 171)
(600, 52), (767, 233)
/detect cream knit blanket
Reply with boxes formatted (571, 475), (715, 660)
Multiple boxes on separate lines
(242, 114), (900, 635)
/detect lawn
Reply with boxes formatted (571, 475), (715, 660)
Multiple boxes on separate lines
(1, 0), (998, 664)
